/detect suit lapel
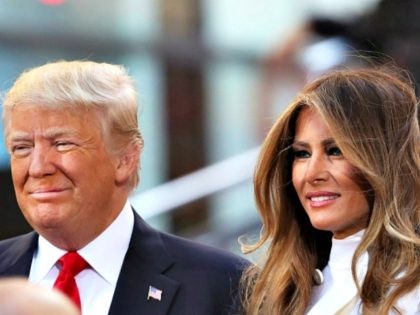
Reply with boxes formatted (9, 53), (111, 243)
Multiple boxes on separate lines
(0, 232), (37, 277)
(108, 213), (180, 315)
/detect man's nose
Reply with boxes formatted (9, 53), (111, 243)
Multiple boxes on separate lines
(28, 145), (56, 177)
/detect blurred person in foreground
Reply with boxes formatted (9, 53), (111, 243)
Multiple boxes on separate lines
(241, 66), (419, 314)
(0, 60), (247, 315)
(0, 277), (78, 315)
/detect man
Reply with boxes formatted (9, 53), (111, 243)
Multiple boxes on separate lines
(0, 61), (247, 314)
(0, 277), (79, 315)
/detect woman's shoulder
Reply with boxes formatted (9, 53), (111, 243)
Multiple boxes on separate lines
(394, 284), (420, 315)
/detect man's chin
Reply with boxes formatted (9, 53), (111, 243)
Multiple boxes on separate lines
(27, 211), (68, 232)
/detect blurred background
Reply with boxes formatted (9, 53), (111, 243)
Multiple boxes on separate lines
(1, 0), (419, 256)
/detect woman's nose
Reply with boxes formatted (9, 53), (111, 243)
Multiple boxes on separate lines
(305, 153), (330, 184)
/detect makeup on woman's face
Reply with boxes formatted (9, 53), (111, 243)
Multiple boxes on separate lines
(291, 108), (370, 239)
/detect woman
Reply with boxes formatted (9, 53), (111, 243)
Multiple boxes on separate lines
(241, 66), (419, 314)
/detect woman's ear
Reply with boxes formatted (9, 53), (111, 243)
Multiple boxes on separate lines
(115, 144), (140, 186)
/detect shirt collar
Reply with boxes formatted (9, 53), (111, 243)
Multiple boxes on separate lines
(30, 236), (67, 284)
(31, 200), (134, 286)
(330, 229), (366, 268)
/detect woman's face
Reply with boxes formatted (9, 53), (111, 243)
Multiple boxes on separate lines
(291, 108), (370, 239)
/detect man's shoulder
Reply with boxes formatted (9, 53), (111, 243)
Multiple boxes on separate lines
(132, 210), (249, 272)
(0, 232), (37, 276)
(0, 232), (36, 252)
(158, 230), (249, 271)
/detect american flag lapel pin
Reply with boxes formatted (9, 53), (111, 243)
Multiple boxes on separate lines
(147, 285), (162, 301)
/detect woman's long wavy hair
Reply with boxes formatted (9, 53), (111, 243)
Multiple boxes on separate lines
(241, 66), (420, 314)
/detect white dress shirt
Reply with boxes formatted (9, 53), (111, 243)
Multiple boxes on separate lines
(29, 200), (134, 315)
(307, 230), (368, 315)
(307, 230), (420, 314)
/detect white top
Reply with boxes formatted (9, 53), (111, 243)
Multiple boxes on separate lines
(29, 200), (134, 315)
(307, 230), (420, 314)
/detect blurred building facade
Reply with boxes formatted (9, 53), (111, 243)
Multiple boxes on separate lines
(3, 0), (413, 255)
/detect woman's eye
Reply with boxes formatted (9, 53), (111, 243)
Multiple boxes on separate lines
(293, 150), (310, 159)
(327, 146), (342, 156)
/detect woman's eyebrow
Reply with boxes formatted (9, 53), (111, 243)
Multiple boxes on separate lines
(291, 138), (337, 149)
(291, 140), (309, 148)
(321, 138), (336, 146)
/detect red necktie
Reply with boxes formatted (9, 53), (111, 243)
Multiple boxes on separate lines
(53, 251), (89, 310)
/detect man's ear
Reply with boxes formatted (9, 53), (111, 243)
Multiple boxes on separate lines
(115, 144), (140, 186)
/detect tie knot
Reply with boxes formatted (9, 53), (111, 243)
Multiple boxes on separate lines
(58, 252), (89, 276)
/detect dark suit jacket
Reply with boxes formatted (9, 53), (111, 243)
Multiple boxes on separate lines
(0, 211), (248, 315)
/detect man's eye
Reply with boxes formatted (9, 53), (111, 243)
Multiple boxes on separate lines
(11, 145), (31, 156)
(55, 142), (75, 151)
(327, 146), (342, 156)
(293, 150), (310, 159)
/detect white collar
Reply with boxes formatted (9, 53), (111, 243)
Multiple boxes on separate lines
(329, 229), (367, 270)
(30, 200), (134, 286)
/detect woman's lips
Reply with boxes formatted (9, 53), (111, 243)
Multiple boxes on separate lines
(306, 191), (340, 208)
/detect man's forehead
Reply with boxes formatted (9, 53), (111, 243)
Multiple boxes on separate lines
(7, 127), (80, 141)
(9, 103), (98, 116)
(5, 105), (104, 144)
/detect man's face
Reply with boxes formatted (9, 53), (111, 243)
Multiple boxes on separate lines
(6, 105), (123, 248)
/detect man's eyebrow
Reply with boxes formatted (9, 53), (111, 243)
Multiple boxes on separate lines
(8, 128), (79, 141)
(7, 131), (31, 142)
(43, 128), (79, 139)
